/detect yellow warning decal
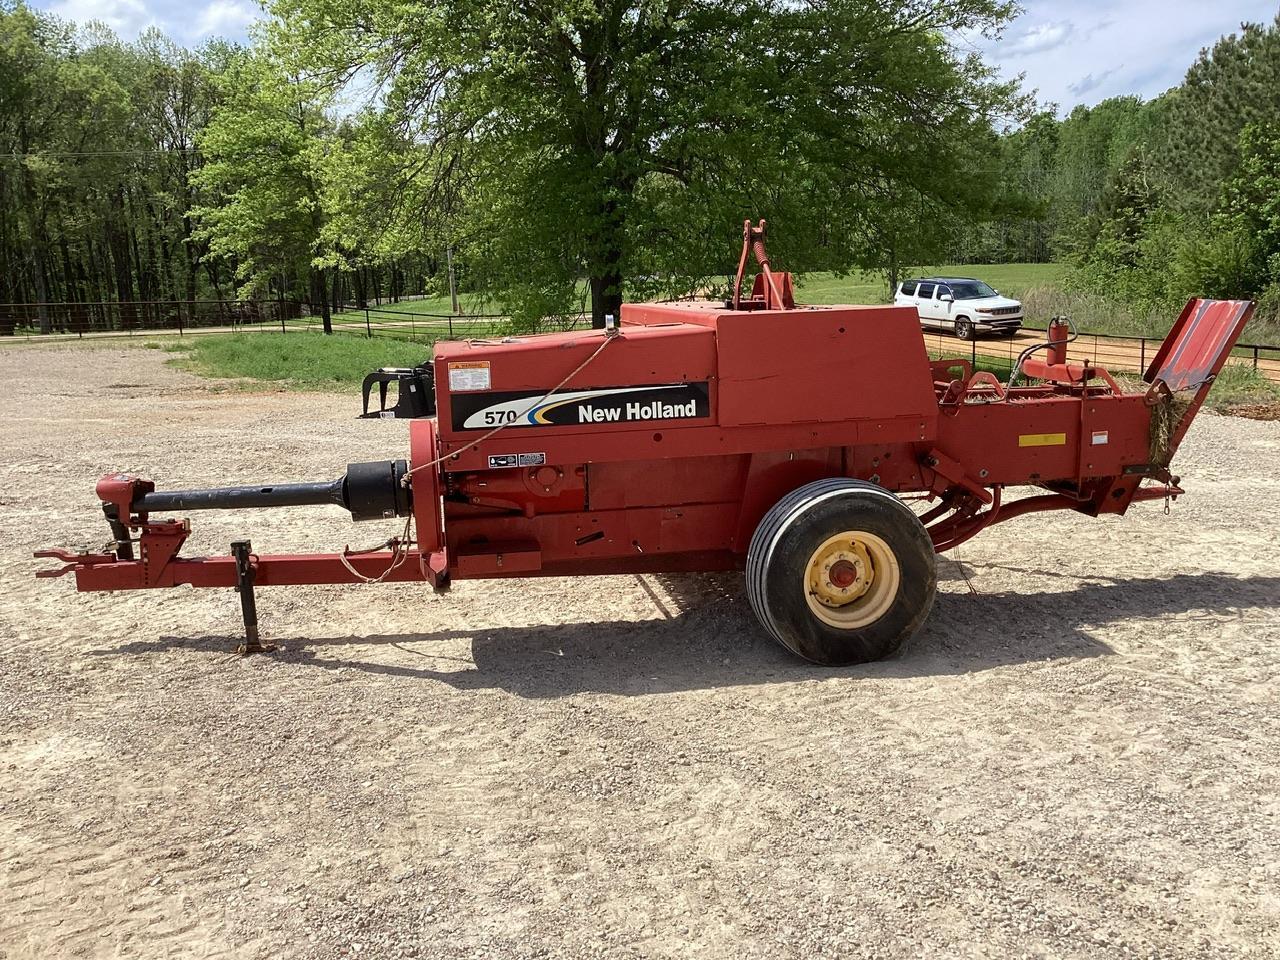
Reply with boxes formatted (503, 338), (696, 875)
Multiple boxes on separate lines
(1018, 432), (1067, 447)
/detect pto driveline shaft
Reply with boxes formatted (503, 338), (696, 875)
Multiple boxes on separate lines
(132, 479), (346, 513)
(128, 460), (413, 522)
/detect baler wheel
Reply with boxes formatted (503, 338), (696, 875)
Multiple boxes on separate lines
(746, 479), (937, 666)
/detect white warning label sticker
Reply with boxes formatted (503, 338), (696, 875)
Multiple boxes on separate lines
(1091, 430), (1110, 446)
(487, 452), (546, 469)
(448, 361), (491, 392)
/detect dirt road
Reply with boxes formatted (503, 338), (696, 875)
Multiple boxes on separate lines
(2, 346), (1278, 959)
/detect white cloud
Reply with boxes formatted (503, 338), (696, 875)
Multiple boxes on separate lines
(36, 0), (261, 42)
(48, 0), (155, 36)
(192, 0), (258, 38)
(1004, 21), (1076, 57)
(979, 0), (1280, 112)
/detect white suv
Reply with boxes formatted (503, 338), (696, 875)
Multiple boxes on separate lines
(894, 277), (1023, 340)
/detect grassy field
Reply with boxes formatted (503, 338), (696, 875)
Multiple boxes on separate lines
(164, 332), (432, 389)
(795, 263), (1069, 308)
(364, 263), (1273, 345)
(361, 264), (1065, 319)
(160, 325), (1278, 414)
(350, 291), (495, 318)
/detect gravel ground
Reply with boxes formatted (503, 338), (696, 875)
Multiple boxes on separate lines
(1, 345), (1278, 960)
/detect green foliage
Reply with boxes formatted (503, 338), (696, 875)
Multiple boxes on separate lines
(0, 3), (233, 331)
(1155, 16), (1280, 215)
(1221, 122), (1280, 285)
(10, 0), (1280, 354)
(191, 48), (334, 325)
(268, 0), (1026, 327)
(1059, 15), (1280, 341)
(1199, 363), (1280, 411)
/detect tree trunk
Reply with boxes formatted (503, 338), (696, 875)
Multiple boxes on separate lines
(17, 173), (51, 333)
(182, 211), (199, 326)
(31, 247), (50, 333)
(586, 184), (627, 330)
(353, 268), (367, 309)
(311, 267), (332, 334)
(589, 272), (623, 329)
(589, 214), (624, 328)
(885, 233), (900, 302)
(59, 232), (77, 305)
(108, 190), (138, 328)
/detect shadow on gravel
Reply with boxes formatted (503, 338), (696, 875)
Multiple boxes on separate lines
(108, 571), (1280, 698)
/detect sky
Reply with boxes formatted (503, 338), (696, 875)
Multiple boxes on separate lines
(30, 0), (1280, 114)
(963, 0), (1280, 112)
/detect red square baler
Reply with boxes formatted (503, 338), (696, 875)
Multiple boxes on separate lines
(37, 223), (1254, 665)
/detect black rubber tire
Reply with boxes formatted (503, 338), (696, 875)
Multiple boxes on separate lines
(955, 317), (974, 341)
(746, 479), (937, 666)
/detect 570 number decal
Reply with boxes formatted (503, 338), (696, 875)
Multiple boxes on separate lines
(481, 409), (520, 426)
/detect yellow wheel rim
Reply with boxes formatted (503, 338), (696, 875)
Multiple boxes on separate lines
(803, 530), (900, 629)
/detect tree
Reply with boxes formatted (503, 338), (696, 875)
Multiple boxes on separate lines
(1222, 123), (1280, 281)
(0, 2), (88, 330)
(192, 49), (336, 332)
(0, 4), (234, 333)
(270, 0), (1023, 327)
(1157, 15), (1280, 215)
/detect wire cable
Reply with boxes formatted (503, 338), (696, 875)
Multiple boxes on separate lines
(400, 331), (616, 486)
(339, 515), (414, 584)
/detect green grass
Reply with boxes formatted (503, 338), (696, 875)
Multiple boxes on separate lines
(1200, 363), (1280, 411)
(301, 262), (1280, 346)
(341, 264), (1062, 321)
(329, 286), (589, 320)
(363, 265), (1063, 319)
(171, 331), (432, 389)
(173, 328), (1275, 414)
(795, 263), (1068, 307)
(334, 291), (494, 318)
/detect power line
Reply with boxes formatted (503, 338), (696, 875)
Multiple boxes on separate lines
(0, 147), (199, 159)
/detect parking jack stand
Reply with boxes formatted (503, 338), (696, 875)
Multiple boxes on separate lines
(232, 540), (275, 654)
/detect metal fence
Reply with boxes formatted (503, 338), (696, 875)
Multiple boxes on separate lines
(0, 299), (304, 338)
(0, 299), (589, 344)
(2, 297), (1276, 385)
(287, 303), (591, 341)
(920, 326), (1280, 386)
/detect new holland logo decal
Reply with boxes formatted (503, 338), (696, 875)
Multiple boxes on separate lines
(451, 383), (710, 431)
